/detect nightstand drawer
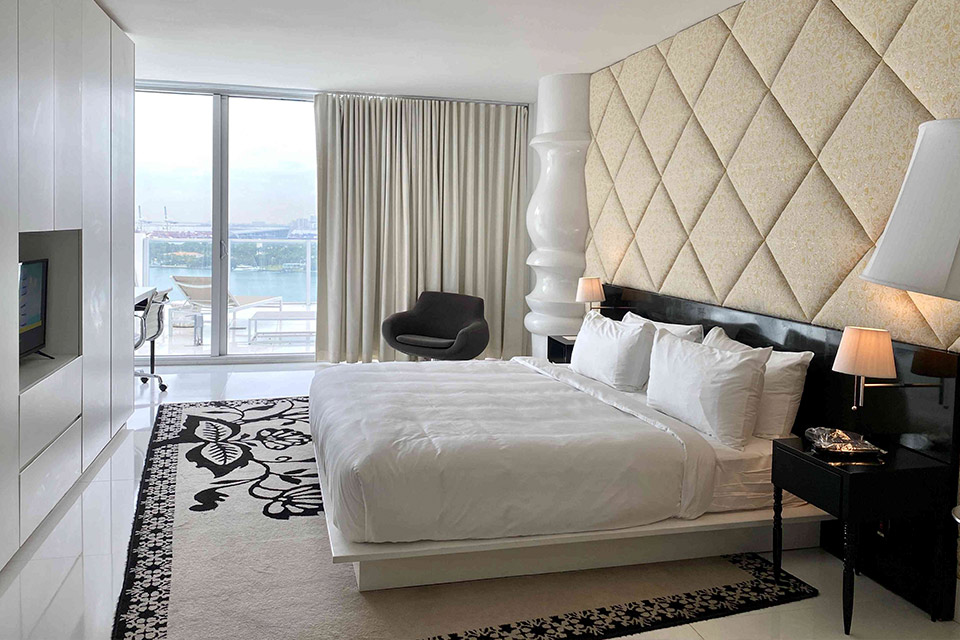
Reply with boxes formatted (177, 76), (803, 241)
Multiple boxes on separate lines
(772, 449), (842, 516)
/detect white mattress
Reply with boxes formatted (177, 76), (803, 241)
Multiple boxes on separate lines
(310, 357), (718, 543)
(707, 436), (805, 512)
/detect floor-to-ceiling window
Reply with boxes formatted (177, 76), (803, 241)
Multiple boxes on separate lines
(135, 87), (317, 361)
(227, 97), (317, 355)
(135, 91), (214, 356)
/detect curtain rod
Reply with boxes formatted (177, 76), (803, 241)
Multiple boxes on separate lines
(319, 90), (530, 108)
(135, 80), (531, 107)
(136, 80), (318, 101)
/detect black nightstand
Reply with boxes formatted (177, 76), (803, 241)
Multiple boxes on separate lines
(772, 438), (953, 634)
(546, 335), (576, 364)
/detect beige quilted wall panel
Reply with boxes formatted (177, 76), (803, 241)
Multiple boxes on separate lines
(585, 0), (960, 352)
(771, 0), (880, 155)
(833, 0), (918, 54)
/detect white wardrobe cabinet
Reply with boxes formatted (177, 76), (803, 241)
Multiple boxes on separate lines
(1, 0), (135, 569)
(18, 0), (56, 232)
(54, 0), (83, 231)
(110, 24), (135, 436)
(20, 0), (85, 233)
(81, 0), (113, 470)
(0, 0), (22, 569)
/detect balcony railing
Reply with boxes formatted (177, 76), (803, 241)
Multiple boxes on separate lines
(137, 236), (317, 356)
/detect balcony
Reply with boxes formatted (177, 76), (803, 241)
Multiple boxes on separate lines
(137, 236), (317, 357)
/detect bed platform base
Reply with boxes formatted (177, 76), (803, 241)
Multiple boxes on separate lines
(327, 505), (830, 591)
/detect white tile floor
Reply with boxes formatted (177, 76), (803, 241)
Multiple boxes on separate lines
(0, 363), (958, 639)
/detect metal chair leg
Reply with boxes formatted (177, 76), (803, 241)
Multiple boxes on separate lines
(136, 340), (167, 392)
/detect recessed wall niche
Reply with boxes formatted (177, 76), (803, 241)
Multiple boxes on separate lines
(18, 230), (82, 391)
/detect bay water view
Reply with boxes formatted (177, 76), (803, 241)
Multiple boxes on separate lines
(147, 266), (318, 306)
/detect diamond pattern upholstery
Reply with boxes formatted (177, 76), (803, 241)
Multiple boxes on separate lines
(771, 0), (880, 155)
(666, 17), (730, 106)
(585, 0), (960, 351)
(639, 70), (691, 172)
(662, 117), (725, 231)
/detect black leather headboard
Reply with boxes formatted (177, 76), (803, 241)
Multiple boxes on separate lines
(601, 284), (960, 468)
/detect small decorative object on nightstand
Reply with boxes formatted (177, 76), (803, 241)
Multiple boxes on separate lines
(546, 335), (576, 364)
(772, 438), (952, 635)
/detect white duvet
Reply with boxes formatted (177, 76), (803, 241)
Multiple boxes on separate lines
(309, 357), (718, 543)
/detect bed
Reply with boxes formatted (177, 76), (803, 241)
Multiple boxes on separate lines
(310, 284), (960, 591)
(310, 357), (801, 546)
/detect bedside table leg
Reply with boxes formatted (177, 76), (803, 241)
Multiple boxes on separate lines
(773, 486), (782, 583)
(843, 521), (856, 635)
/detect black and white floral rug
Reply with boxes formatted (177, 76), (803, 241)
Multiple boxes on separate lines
(113, 398), (817, 640)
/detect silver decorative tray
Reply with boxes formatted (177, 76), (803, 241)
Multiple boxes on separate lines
(804, 427), (886, 456)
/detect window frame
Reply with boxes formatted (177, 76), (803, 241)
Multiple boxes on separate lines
(135, 81), (317, 365)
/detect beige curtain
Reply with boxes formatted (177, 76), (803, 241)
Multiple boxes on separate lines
(315, 93), (528, 363)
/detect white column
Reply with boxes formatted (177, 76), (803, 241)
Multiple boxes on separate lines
(524, 73), (591, 358)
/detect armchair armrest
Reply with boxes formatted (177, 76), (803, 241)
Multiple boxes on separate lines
(450, 319), (489, 358)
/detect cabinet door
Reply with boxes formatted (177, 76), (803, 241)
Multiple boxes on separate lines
(18, 0), (55, 232)
(0, 0), (21, 568)
(81, 0), (112, 468)
(110, 24), (135, 435)
(54, 0), (82, 230)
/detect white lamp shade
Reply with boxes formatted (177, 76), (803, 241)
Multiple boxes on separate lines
(861, 119), (960, 300)
(833, 327), (897, 379)
(576, 277), (605, 303)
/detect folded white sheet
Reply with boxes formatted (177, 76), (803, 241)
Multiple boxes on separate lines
(708, 436), (806, 512)
(310, 358), (717, 543)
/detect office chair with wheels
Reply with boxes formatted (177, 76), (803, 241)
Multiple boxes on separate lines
(135, 289), (171, 392)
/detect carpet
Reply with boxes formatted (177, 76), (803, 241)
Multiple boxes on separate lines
(113, 397), (818, 640)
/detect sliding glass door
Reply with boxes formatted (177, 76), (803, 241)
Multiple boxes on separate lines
(226, 97), (317, 355)
(134, 88), (317, 360)
(135, 91), (214, 356)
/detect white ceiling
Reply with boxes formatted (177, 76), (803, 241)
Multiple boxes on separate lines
(100, 0), (738, 103)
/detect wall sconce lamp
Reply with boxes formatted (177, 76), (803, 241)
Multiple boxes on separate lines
(576, 277), (605, 311)
(832, 327), (897, 410)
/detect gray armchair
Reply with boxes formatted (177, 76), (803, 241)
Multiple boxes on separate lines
(382, 291), (489, 360)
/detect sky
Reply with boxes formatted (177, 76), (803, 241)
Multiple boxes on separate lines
(135, 92), (317, 227)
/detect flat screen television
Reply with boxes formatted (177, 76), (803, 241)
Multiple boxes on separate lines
(19, 259), (48, 358)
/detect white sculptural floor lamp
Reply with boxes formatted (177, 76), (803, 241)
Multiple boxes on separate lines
(861, 119), (960, 302)
(524, 74), (592, 359)
(855, 119), (960, 403)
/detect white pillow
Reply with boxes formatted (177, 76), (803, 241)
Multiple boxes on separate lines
(647, 329), (771, 450)
(622, 311), (703, 342)
(570, 311), (655, 391)
(702, 327), (814, 439)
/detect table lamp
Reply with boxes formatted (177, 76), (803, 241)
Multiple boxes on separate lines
(832, 327), (897, 410)
(576, 277), (605, 311)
